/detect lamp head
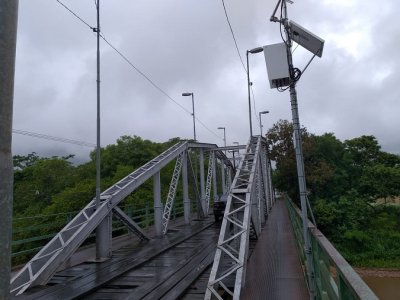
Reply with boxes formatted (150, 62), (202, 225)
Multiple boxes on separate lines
(248, 47), (264, 54)
(260, 110), (270, 115)
(217, 127), (225, 130)
(182, 92), (193, 96)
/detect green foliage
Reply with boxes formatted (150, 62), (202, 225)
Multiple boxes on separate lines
(267, 120), (400, 268)
(12, 136), (186, 265)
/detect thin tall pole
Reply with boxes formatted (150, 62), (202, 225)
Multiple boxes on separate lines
(191, 93), (196, 142)
(246, 51), (253, 136)
(94, 0), (111, 260)
(282, 1), (315, 298)
(95, 0), (101, 211)
(0, 1), (19, 297)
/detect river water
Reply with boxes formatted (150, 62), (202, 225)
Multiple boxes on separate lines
(363, 276), (400, 299)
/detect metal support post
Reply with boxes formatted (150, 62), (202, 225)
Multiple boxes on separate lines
(246, 51), (253, 136)
(94, 0), (111, 260)
(182, 152), (190, 224)
(199, 148), (206, 214)
(0, 1), (18, 297)
(282, 1), (315, 297)
(212, 152), (218, 201)
(153, 172), (163, 235)
(258, 161), (265, 224)
(220, 162), (226, 194)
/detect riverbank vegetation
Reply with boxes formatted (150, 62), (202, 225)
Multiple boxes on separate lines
(267, 120), (400, 268)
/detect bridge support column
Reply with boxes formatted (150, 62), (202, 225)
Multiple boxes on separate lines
(182, 152), (191, 224)
(212, 152), (218, 201)
(199, 148), (206, 215)
(96, 214), (112, 259)
(220, 161), (226, 195)
(153, 172), (163, 236)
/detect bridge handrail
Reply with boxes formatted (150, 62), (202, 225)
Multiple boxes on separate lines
(12, 202), (185, 264)
(285, 196), (378, 300)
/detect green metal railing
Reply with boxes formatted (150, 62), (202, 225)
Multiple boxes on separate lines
(285, 196), (378, 300)
(12, 200), (185, 265)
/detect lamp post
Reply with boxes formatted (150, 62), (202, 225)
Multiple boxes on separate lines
(217, 127), (226, 155)
(246, 47), (264, 137)
(259, 110), (269, 137)
(182, 92), (196, 142)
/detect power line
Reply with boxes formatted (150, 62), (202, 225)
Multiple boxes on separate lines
(220, 0), (247, 73)
(55, 0), (94, 31)
(55, 0), (223, 141)
(12, 129), (96, 148)
(219, 0), (261, 124)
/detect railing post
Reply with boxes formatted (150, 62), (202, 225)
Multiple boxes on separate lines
(153, 172), (162, 236)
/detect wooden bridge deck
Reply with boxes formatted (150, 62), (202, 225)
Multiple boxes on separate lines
(242, 198), (309, 300)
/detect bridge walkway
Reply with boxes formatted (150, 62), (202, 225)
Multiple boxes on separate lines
(242, 198), (309, 299)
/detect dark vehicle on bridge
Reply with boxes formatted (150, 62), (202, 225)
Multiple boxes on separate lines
(213, 193), (228, 222)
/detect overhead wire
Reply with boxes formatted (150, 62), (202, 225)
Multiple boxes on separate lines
(54, 0), (223, 141)
(220, 0), (247, 73)
(220, 0), (261, 123)
(13, 129), (96, 148)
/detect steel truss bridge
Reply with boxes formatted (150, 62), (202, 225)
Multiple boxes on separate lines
(10, 137), (377, 299)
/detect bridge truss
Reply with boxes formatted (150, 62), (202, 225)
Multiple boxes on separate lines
(205, 136), (272, 300)
(10, 141), (234, 295)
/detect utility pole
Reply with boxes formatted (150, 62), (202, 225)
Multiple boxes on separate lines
(94, 0), (111, 260)
(281, 1), (316, 298)
(0, 1), (19, 298)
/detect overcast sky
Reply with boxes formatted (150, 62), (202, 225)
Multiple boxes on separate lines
(12, 0), (400, 163)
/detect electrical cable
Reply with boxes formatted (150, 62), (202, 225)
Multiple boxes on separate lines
(13, 129), (97, 148)
(55, 0), (94, 31)
(55, 0), (223, 141)
(219, 1), (262, 124)
(220, 0), (247, 73)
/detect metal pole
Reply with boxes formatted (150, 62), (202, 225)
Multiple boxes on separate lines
(282, 1), (315, 298)
(95, 0), (101, 212)
(182, 152), (190, 224)
(220, 162), (226, 195)
(223, 128), (226, 156)
(191, 93), (196, 142)
(259, 112), (263, 137)
(199, 148), (205, 214)
(0, 1), (18, 297)
(246, 51), (253, 136)
(212, 152), (218, 201)
(95, 0), (111, 260)
(153, 172), (163, 235)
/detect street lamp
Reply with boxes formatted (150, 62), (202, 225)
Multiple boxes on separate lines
(259, 110), (270, 137)
(182, 92), (196, 142)
(246, 47), (264, 137)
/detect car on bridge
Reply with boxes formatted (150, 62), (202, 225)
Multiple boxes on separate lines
(213, 193), (228, 222)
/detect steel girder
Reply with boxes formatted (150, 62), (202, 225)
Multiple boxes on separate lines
(10, 142), (188, 295)
(112, 207), (150, 241)
(205, 136), (266, 300)
(162, 152), (184, 234)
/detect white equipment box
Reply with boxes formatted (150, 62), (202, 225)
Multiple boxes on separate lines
(263, 43), (290, 89)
